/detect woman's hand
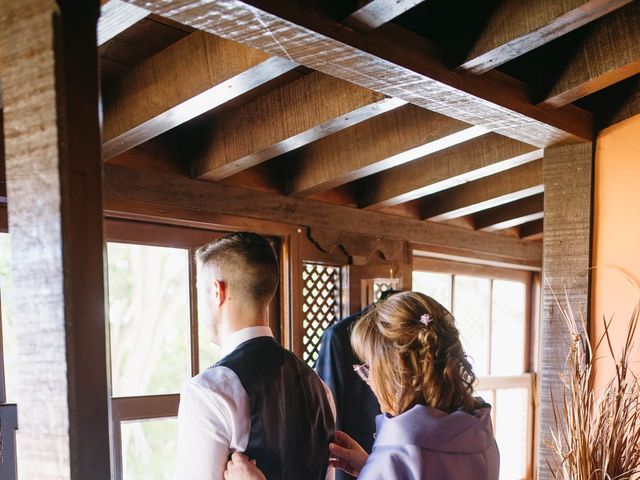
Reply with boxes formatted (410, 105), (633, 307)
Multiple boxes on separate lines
(223, 452), (266, 480)
(329, 430), (369, 477)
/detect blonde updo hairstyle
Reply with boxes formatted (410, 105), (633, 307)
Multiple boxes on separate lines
(351, 291), (477, 415)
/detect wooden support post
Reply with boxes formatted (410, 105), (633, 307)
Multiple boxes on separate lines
(0, 1), (110, 478)
(537, 142), (593, 479)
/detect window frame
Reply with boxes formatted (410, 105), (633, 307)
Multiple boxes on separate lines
(413, 255), (538, 480)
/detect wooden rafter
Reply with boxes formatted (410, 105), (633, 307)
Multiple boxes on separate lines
(98, 0), (149, 45)
(193, 71), (404, 180)
(357, 133), (542, 209)
(103, 163), (543, 267)
(285, 104), (478, 197)
(541, 1), (640, 108)
(474, 193), (545, 231)
(122, 0), (594, 147)
(520, 219), (544, 240)
(343, 0), (427, 31)
(419, 160), (544, 221)
(457, 0), (632, 75)
(102, 30), (296, 160)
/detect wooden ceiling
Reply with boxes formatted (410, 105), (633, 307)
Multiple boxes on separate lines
(97, 0), (640, 245)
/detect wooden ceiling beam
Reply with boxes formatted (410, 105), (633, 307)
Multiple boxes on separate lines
(285, 104), (479, 197)
(98, 0), (149, 46)
(357, 133), (542, 209)
(343, 0), (427, 32)
(194, 71), (404, 181)
(520, 218), (544, 241)
(457, 0), (632, 75)
(103, 163), (543, 267)
(102, 30), (296, 160)
(124, 0), (594, 147)
(474, 193), (545, 231)
(419, 160), (544, 221)
(541, 1), (640, 108)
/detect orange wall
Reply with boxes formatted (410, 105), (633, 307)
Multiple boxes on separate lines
(591, 113), (640, 385)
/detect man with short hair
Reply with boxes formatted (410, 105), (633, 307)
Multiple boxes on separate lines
(175, 232), (336, 480)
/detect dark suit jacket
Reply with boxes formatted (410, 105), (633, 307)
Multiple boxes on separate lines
(315, 309), (381, 480)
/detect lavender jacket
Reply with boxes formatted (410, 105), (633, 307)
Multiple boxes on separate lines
(358, 404), (499, 480)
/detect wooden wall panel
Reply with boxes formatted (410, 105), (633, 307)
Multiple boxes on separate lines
(0, 0), (110, 478)
(537, 142), (593, 479)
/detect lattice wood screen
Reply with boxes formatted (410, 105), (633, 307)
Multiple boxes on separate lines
(302, 263), (342, 367)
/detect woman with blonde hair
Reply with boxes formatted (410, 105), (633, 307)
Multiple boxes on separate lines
(225, 291), (499, 479)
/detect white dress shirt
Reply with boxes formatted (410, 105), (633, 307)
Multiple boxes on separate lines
(175, 326), (336, 480)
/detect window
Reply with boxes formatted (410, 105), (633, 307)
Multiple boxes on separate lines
(105, 221), (282, 480)
(413, 257), (536, 480)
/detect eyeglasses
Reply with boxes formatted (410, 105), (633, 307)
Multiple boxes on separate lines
(353, 363), (370, 382)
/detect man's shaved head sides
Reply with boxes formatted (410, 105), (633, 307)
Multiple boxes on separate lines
(196, 232), (279, 306)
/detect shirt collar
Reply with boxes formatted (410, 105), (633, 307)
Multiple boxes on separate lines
(221, 325), (274, 357)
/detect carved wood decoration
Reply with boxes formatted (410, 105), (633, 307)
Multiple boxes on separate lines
(537, 142), (593, 480)
(0, 0), (110, 478)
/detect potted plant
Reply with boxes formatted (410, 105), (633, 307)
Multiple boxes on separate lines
(545, 293), (640, 479)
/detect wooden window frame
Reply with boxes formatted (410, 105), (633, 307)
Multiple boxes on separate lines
(413, 256), (539, 480)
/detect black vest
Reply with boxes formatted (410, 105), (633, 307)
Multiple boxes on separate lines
(216, 336), (335, 480)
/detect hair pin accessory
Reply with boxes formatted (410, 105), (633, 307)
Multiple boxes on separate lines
(420, 313), (433, 326)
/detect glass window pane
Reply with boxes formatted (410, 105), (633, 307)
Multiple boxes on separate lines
(0, 233), (16, 401)
(453, 276), (491, 376)
(412, 271), (452, 310)
(495, 387), (528, 480)
(108, 243), (191, 397)
(491, 280), (526, 375)
(121, 417), (177, 480)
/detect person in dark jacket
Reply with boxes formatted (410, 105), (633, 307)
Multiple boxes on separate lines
(313, 290), (399, 480)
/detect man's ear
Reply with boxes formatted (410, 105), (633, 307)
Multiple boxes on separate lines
(212, 278), (226, 307)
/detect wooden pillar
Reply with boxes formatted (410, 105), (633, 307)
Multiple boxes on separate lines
(537, 142), (594, 480)
(0, 1), (110, 479)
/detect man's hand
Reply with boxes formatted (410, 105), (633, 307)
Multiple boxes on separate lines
(224, 452), (266, 480)
(328, 430), (369, 477)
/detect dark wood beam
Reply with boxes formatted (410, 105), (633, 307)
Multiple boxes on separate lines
(541, 1), (640, 108)
(343, 0), (427, 31)
(286, 104), (479, 197)
(102, 30), (296, 160)
(357, 133), (542, 209)
(419, 160), (544, 221)
(474, 193), (545, 231)
(1, 0), (110, 477)
(103, 164), (543, 268)
(604, 76), (640, 127)
(457, 0), (632, 75)
(519, 218), (544, 240)
(537, 142), (593, 480)
(125, 0), (594, 147)
(98, 0), (149, 45)
(194, 71), (404, 181)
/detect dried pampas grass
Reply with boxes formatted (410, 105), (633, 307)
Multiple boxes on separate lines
(545, 289), (640, 480)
